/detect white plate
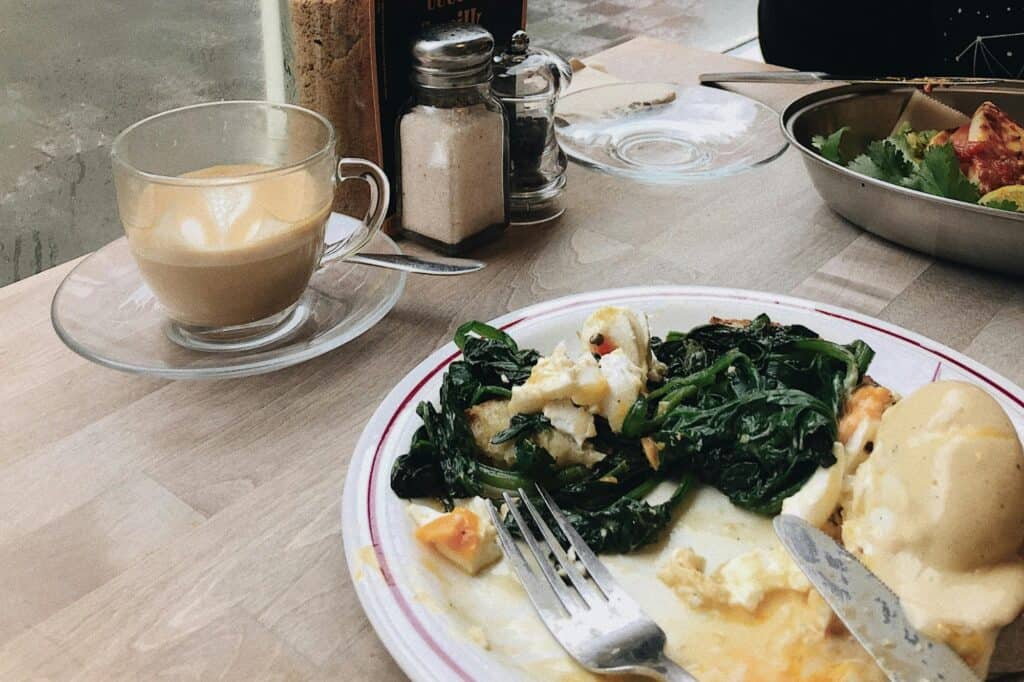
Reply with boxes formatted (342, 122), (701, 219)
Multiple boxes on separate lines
(341, 286), (1024, 681)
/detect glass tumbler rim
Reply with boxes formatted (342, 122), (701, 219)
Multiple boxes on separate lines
(110, 100), (336, 187)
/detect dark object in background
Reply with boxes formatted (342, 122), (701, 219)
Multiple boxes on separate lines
(758, 1), (1024, 78)
(283, 0), (526, 229)
(492, 30), (572, 224)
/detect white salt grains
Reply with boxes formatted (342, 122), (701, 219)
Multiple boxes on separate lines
(398, 104), (507, 249)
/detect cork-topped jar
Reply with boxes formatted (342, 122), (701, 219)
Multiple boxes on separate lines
(396, 23), (510, 255)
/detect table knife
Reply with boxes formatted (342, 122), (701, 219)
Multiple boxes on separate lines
(773, 514), (979, 682)
(699, 71), (1006, 88)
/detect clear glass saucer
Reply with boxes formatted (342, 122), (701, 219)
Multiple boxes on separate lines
(51, 231), (406, 379)
(555, 82), (788, 184)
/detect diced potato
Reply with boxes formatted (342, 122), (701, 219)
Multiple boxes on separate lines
(466, 400), (516, 466)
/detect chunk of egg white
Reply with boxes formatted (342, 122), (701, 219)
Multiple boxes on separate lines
(508, 342), (577, 414)
(597, 349), (645, 432)
(408, 497), (502, 575)
(780, 443), (847, 528)
(542, 399), (596, 446)
(717, 546), (812, 611)
(579, 306), (651, 372)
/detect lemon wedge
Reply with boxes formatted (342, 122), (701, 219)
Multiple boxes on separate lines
(980, 185), (1024, 211)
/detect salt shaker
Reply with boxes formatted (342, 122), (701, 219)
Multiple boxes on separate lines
(493, 30), (572, 224)
(396, 23), (510, 254)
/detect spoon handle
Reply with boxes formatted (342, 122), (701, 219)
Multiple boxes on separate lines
(345, 252), (485, 276)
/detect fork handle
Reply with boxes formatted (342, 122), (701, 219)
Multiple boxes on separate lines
(649, 654), (699, 682)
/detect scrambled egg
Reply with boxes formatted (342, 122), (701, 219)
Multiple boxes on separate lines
(409, 497), (503, 575)
(508, 343), (608, 415)
(659, 545), (817, 613)
(508, 308), (652, 438)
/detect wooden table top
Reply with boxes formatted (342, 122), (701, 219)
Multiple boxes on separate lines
(1, 38), (1022, 680)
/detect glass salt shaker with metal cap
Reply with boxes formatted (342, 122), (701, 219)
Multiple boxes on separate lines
(492, 30), (572, 224)
(396, 23), (510, 255)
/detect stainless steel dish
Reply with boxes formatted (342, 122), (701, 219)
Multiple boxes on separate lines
(782, 85), (1024, 277)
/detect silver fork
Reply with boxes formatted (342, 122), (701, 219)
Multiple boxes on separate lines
(486, 485), (697, 681)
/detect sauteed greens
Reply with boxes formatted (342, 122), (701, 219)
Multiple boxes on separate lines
(392, 313), (872, 553)
(813, 123), (986, 205)
(813, 100), (1024, 212)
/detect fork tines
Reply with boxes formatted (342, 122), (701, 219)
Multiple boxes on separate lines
(485, 484), (623, 617)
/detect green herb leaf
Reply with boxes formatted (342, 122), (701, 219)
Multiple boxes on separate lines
(812, 126), (849, 164)
(890, 122), (937, 164)
(847, 139), (915, 185)
(911, 143), (981, 203)
(390, 322), (540, 505)
(454, 320), (517, 351)
(394, 311), (874, 552)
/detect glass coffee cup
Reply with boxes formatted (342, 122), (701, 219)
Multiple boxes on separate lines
(111, 100), (387, 352)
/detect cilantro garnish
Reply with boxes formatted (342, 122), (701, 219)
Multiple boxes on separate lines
(811, 127), (848, 165)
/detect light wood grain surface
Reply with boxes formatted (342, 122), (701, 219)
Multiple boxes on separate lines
(1, 38), (1022, 681)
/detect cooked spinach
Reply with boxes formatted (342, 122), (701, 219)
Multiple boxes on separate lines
(547, 476), (693, 554)
(391, 322), (687, 552)
(390, 321), (540, 507)
(391, 314), (873, 553)
(491, 413), (551, 445)
(625, 315), (872, 514)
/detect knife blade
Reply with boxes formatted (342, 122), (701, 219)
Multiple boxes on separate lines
(773, 514), (979, 682)
(698, 71), (1005, 88)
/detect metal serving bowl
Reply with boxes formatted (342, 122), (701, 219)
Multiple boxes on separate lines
(782, 85), (1024, 277)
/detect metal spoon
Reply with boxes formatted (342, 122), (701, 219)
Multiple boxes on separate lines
(345, 252), (485, 276)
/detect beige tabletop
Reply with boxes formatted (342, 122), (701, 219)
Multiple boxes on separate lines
(1, 37), (1022, 680)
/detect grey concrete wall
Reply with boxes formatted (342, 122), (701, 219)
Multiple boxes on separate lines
(1, 0), (265, 285)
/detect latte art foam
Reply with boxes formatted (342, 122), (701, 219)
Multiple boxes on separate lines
(121, 163), (333, 327)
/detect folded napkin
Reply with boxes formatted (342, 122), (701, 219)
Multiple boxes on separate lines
(558, 59), (677, 120)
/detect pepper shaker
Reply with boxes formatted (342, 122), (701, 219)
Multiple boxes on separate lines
(493, 30), (572, 224)
(395, 23), (510, 254)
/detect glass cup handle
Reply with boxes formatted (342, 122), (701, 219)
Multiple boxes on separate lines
(320, 158), (390, 264)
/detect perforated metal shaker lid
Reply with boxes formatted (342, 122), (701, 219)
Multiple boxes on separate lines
(411, 23), (495, 88)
